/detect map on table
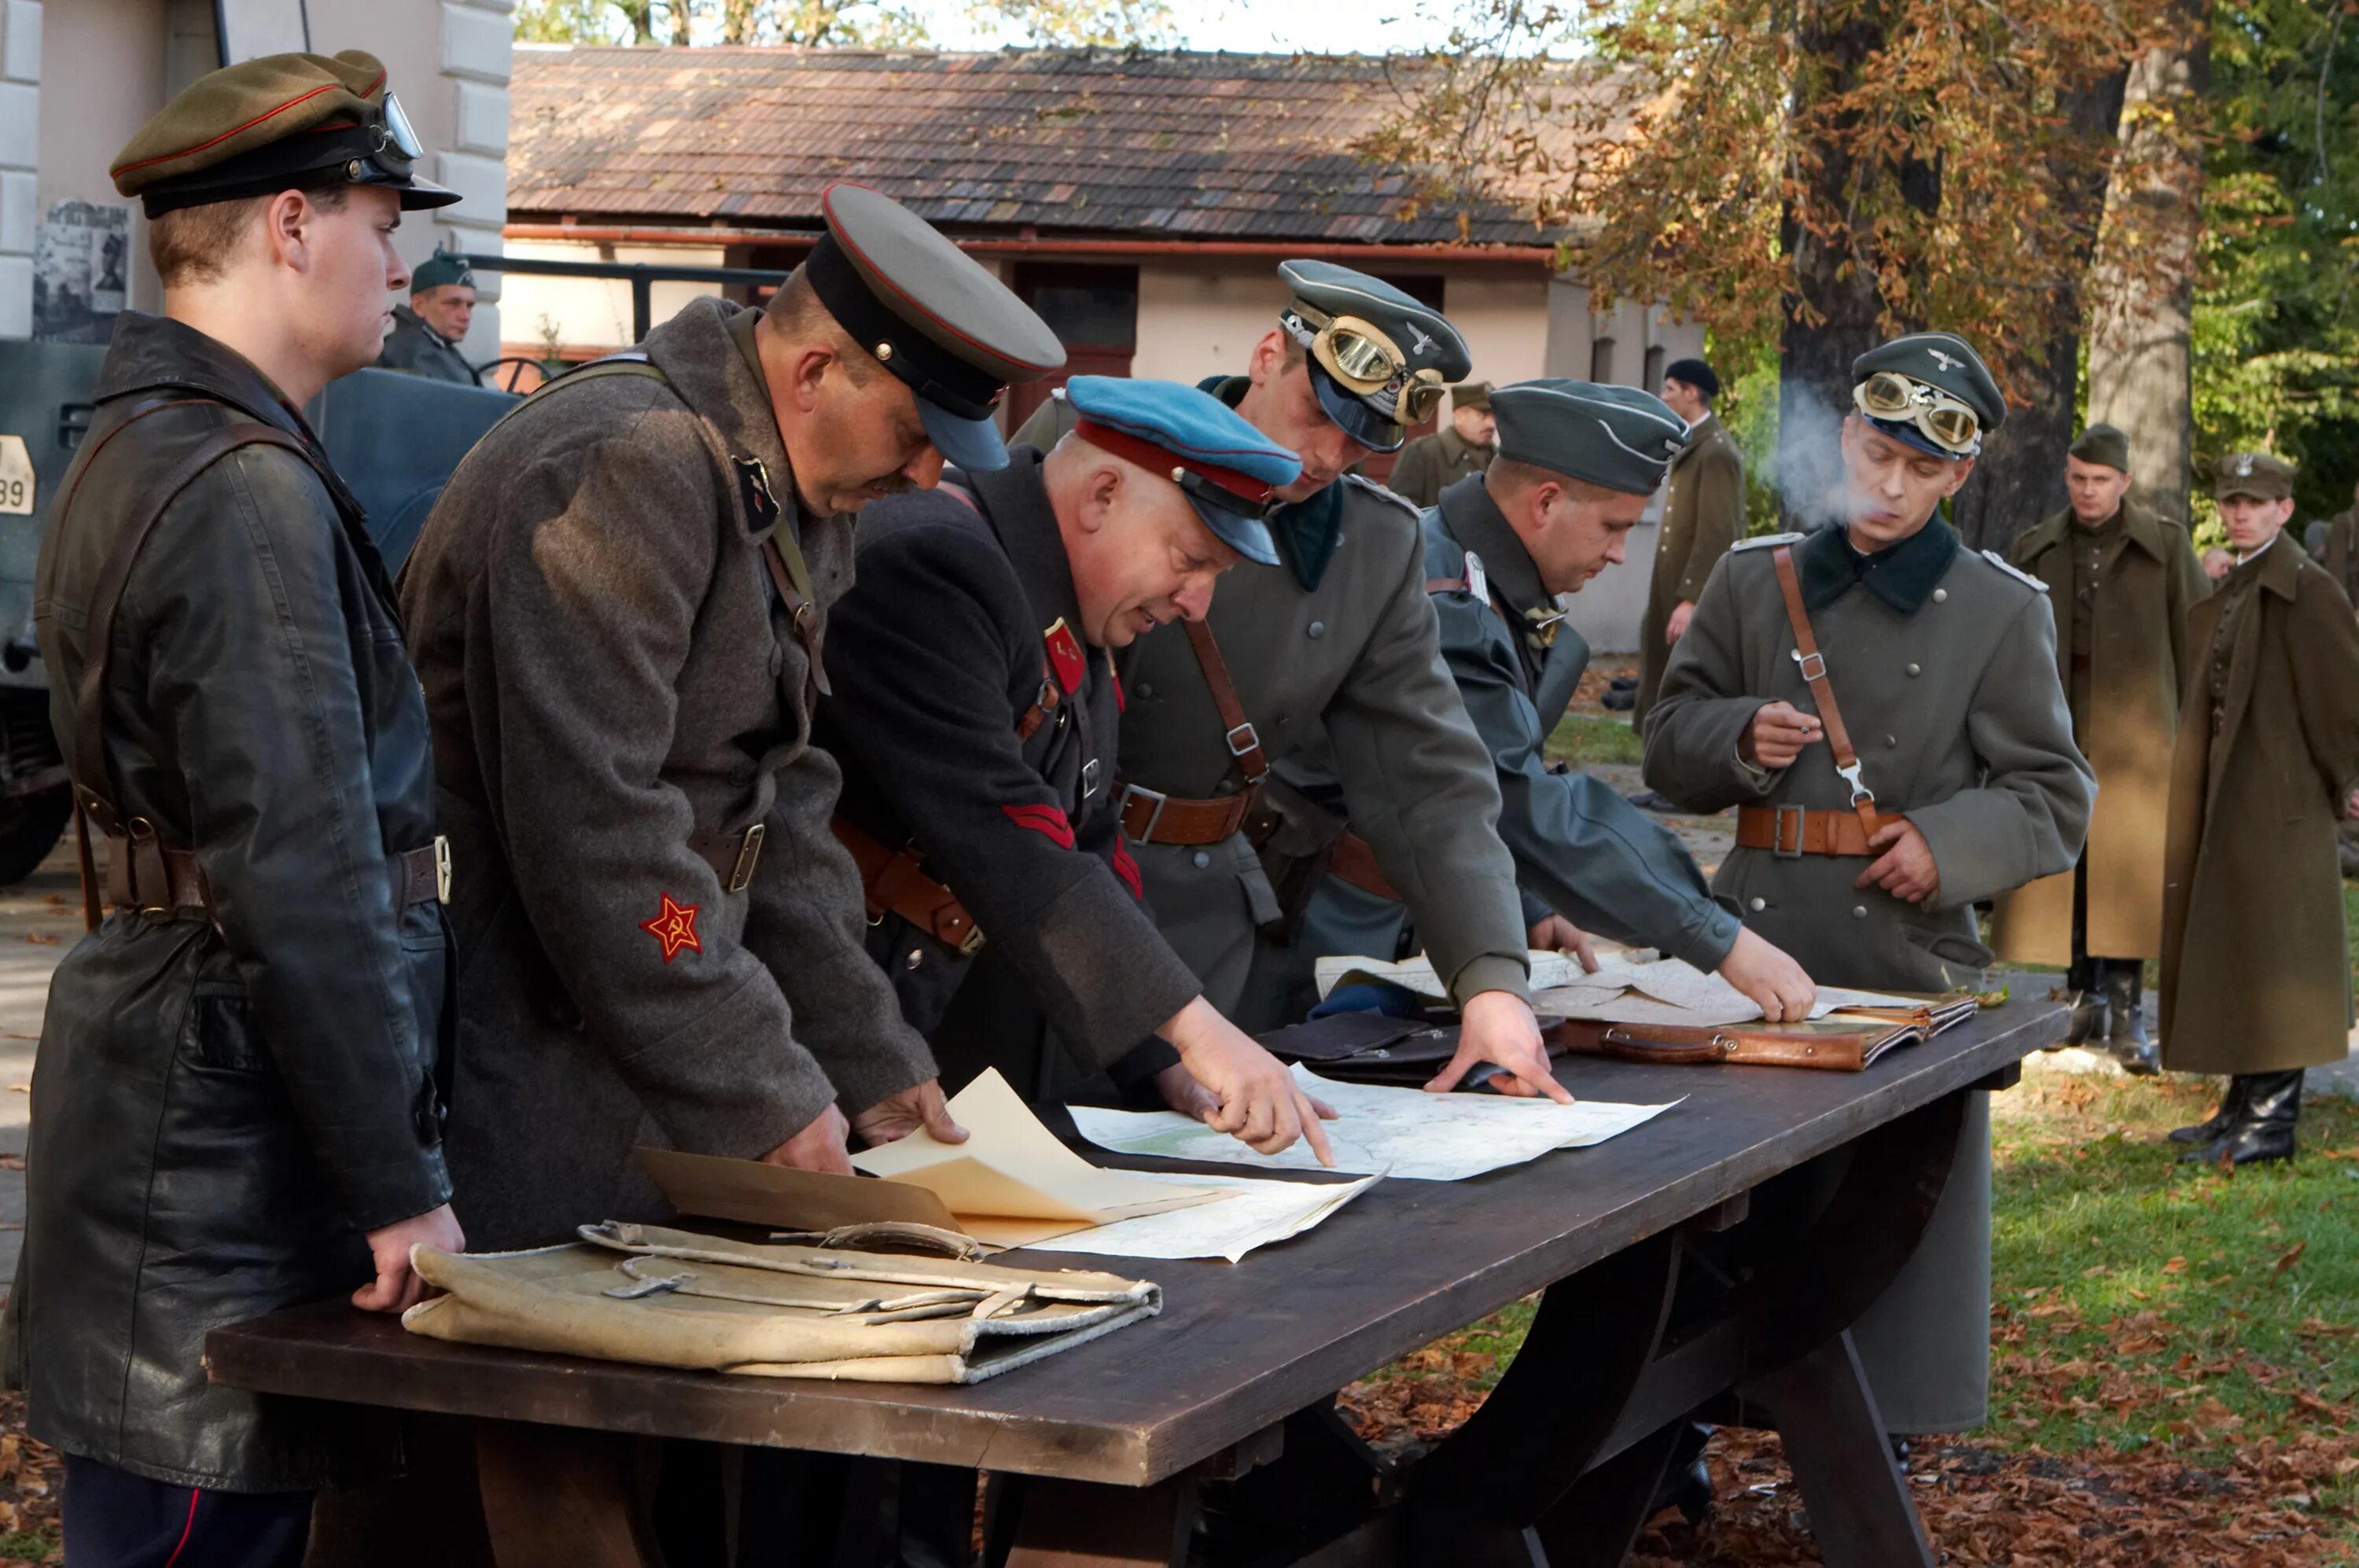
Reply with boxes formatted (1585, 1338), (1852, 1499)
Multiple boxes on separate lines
(1069, 1064), (1679, 1183)
(1029, 1171), (1382, 1263)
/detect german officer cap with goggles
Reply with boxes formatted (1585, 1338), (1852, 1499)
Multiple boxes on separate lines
(1849, 332), (2006, 460)
(1277, 261), (1474, 454)
(111, 51), (458, 217)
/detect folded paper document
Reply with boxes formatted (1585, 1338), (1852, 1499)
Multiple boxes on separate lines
(1029, 1171), (1381, 1264)
(1533, 957), (1930, 1029)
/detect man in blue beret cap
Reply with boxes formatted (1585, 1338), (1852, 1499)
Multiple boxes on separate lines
(1012, 262), (1569, 1102)
(1643, 329), (2093, 1444)
(1267, 380), (1816, 1029)
(817, 375), (1330, 1561)
(378, 247), (480, 385)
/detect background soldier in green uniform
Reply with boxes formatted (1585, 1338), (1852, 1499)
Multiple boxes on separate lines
(2161, 454), (2359, 1165)
(2308, 474), (2359, 605)
(1990, 425), (2206, 1071)
(1016, 263), (1566, 1099)
(1265, 379), (1816, 1028)
(403, 185), (1064, 1251)
(1628, 359), (1744, 741)
(1383, 380), (1495, 507)
(377, 248), (480, 385)
(1643, 331), (2093, 1438)
(19, 52), (466, 1563)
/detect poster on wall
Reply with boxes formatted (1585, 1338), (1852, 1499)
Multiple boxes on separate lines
(31, 203), (133, 346)
(216, 0), (311, 63)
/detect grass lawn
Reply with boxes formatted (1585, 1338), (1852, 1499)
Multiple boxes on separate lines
(1547, 711), (1645, 768)
(1341, 1069), (2359, 1565)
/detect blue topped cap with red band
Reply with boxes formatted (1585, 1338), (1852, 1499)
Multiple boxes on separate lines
(1058, 375), (1297, 566)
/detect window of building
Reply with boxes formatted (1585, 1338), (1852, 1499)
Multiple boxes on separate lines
(1591, 337), (1617, 385)
(1007, 263), (1139, 436)
(1643, 345), (1666, 392)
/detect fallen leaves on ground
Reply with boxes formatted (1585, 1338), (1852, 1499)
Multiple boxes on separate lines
(0, 1397), (61, 1566)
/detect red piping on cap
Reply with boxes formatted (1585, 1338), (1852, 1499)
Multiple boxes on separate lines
(821, 182), (1063, 375)
(116, 69), (387, 175)
(1073, 417), (1275, 507)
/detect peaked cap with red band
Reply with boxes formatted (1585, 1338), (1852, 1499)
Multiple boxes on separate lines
(803, 182), (1064, 475)
(1057, 374), (1298, 565)
(112, 50), (458, 217)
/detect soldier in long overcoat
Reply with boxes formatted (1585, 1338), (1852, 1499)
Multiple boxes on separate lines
(400, 186), (1063, 1250)
(15, 53), (468, 1562)
(1632, 359), (1745, 735)
(1991, 425), (2207, 1070)
(1644, 332), (2093, 1437)
(2159, 454), (2359, 1165)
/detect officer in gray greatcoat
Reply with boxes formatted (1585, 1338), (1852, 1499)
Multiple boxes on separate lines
(377, 248), (481, 385)
(401, 184), (1065, 1251)
(1267, 381), (1818, 1029)
(1014, 264), (1566, 1098)
(1643, 332), (2094, 1437)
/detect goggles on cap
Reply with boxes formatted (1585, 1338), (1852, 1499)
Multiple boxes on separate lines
(1853, 370), (1982, 457)
(1281, 305), (1450, 426)
(373, 95), (424, 169)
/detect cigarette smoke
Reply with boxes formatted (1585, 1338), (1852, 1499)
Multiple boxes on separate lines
(1775, 381), (1853, 532)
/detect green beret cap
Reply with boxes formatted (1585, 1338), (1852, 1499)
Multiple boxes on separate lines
(2214, 451), (2295, 502)
(1851, 332), (2004, 458)
(411, 250), (477, 294)
(2067, 423), (2131, 473)
(112, 50), (458, 217)
(1490, 379), (1687, 496)
(1449, 381), (1493, 412)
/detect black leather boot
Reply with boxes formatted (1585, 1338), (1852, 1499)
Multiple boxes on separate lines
(2169, 1075), (2251, 1145)
(2106, 966), (2158, 1076)
(2203, 1070), (2303, 1166)
(2058, 967), (2105, 1049)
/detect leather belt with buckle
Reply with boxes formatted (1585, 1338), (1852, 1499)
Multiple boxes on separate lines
(1734, 804), (1881, 858)
(688, 823), (768, 893)
(1117, 783), (1257, 846)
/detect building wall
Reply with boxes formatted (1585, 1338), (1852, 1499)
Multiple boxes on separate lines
(5, 0), (512, 353)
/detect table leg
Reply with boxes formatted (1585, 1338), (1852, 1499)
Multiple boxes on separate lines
(1740, 1331), (1934, 1568)
(1530, 1419), (1684, 1568)
(995, 1474), (1198, 1568)
(474, 1419), (661, 1568)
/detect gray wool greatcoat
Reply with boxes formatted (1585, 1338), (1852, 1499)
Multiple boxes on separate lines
(2159, 537), (2359, 1074)
(1643, 521), (2093, 1435)
(399, 297), (936, 1250)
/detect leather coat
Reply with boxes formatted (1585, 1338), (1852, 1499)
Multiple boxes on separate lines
(16, 313), (452, 1490)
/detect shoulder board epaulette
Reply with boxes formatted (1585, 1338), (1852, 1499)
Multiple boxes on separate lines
(1730, 532), (1805, 553)
(1978, 549), (2049, 591)
(1341, 472), (1422, 517)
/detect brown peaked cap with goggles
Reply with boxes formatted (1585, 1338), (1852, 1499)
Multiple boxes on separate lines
(110, 50), (458, 217)
(1277, 260), (1473, 454)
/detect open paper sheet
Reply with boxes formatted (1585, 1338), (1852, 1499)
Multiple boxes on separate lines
(1070, 1064), (1677, 1183)
(1025, 1172), (1381, 1263)
(1313, 947), (1638, 1003)
(1534, 958), (1923, 1029)
(850, 1069), (1233, 1236)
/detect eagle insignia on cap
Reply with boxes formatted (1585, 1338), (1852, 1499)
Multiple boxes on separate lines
(1402, 321), (1437, 355)
(2234, 453), (2254, 477)
(1927, 348), (1964, 371)
(1043, 617), (1086, 696)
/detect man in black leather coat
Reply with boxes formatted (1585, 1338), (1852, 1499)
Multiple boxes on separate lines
(13, 52), (466, 1566)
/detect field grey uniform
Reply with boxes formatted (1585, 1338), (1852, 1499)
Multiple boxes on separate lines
(1643, 333), (2093, 1433)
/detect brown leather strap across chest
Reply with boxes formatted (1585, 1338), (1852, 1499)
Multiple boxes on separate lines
(1768, 544), (1885, 842)
(830, 817), (982, 955)
(1115, 619), (1269, 846)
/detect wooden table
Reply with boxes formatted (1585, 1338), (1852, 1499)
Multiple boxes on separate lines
(210, 996), (2054, 1568)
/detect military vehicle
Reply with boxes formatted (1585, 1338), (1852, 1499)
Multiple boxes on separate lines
(0, 340), (518, 882)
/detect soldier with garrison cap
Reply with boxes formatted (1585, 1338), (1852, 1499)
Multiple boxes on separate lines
(1992, 423), (2206, 1073)
(12, 51), (465, 1562)
(378, 247), (481, 385)
(822, 377), (1332, 1158)
(2158, 453), (2359, 1165)
(1014, 263), (1566, 1099)
(1644, 330), (2093, 1438)
(400, 183), (1065, 1253)
(1270, 381), (1817, 1028)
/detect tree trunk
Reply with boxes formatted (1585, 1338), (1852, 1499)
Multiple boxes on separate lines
(1949, 68), (2133, 554)
(2086, 0), (2212, 524)
(1775, 1), (1941, 531)
(667, 0), (695, 46)
(616, 0), (657, 42)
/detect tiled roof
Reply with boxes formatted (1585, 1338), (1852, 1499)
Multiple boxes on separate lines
(506, 46), (1603, 248)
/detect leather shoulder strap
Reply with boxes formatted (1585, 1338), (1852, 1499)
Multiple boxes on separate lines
(1180, 619), (1268, 786)
(70, 418), (313, 833)
(1768, 544), (1882, 838)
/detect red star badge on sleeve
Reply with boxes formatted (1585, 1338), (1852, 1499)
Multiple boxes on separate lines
(642, 893), (702, 963)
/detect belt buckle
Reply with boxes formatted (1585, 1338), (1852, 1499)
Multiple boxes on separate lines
(959, 922), (986, 957)
(1772, 804), (1805, 859)
(1121, 782), (1168, 841)
(729, 823), (767, 893)
(1835, 761), (1875, 812)
(1224, 722), (1260, 759)
(1081, 756), (1102, 800)
(1790, 648), (1827, 683)
(434, 834), (453, 904)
